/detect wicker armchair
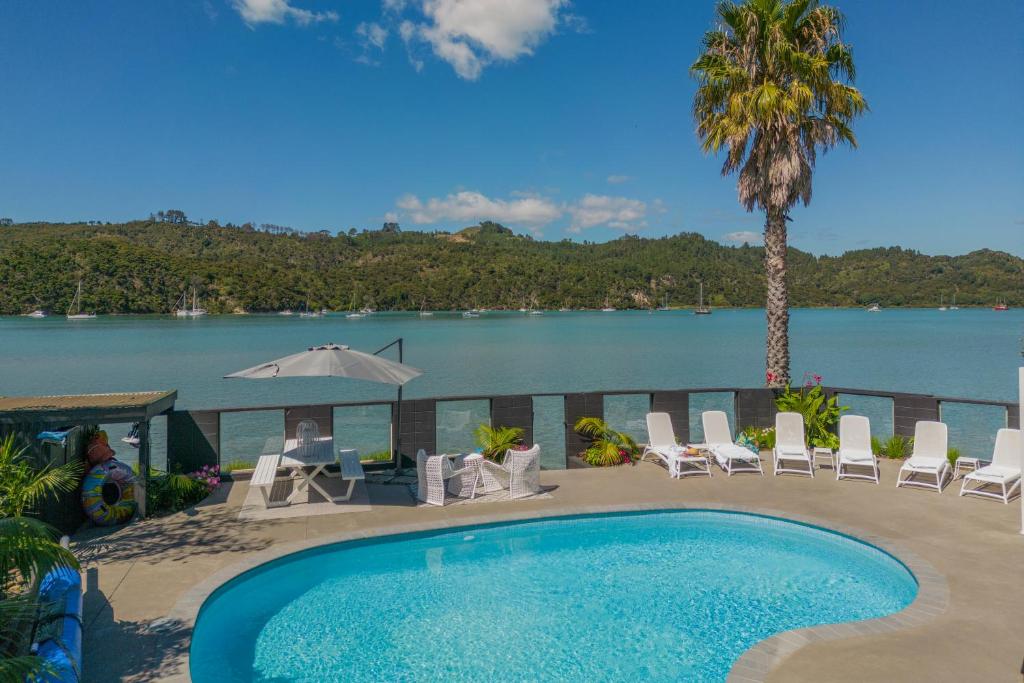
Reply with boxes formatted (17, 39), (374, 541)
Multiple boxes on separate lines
(482, 444), (541, 499)
(415, 450), (476, 506)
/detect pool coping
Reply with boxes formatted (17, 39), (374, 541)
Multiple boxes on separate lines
(162, 502), (948, 683)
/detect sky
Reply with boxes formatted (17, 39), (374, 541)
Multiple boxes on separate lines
(1, 0), (1022, 256)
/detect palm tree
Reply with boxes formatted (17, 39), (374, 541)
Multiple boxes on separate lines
(691, 0), (867, 386)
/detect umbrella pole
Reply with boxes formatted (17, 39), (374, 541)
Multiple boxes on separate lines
(373, 337), (407, 476)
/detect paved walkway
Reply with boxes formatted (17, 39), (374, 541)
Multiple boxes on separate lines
(74, 459), (1024, 682)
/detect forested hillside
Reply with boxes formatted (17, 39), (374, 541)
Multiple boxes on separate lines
(0, 220), (1020, 314)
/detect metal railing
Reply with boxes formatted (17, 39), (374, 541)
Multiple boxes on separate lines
(165, 386), (1020, 473)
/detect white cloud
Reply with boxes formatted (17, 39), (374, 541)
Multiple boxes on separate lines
(567, 195), (647, 233)
(384, 211), (400, 222)
(356, 21), (389, 50)
(398, 191), (562, 227)
(231, 0), (338, 26)
(383, 0), (408, 12)
(403, 0), (571, 80)
(722, 230), (762, 244)
(606, 174), (629, 185)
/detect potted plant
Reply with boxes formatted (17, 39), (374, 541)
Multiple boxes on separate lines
(573, 417), (638, 466)
(473, 424), (524, 460)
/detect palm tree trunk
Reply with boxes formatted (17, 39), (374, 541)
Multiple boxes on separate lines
(764, 209), (790, 386)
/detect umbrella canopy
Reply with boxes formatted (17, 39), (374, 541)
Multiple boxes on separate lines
(225, 343), (422, 385)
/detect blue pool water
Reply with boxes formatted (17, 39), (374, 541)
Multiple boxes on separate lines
(189, 511), (918, 682)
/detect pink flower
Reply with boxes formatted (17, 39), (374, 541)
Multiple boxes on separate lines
(813, 374), (822, 384)
(766, 370), (778, 383)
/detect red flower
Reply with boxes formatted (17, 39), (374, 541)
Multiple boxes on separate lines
(766, 370), (778, 384)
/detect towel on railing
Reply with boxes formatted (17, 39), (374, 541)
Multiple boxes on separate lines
(36, 430), (70, 445)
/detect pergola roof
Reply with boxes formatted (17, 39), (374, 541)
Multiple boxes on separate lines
(0, 391), (177, 425)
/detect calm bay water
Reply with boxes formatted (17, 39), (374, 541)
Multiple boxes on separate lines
(2, 309), (1020, 467)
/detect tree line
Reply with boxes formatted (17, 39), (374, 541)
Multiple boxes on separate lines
(0, 219), (1020, 314)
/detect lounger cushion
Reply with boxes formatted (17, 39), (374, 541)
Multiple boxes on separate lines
(777, 447), (809, 459)
(838, 448), (874, 464)
(965, 465), (1021, 484)
(904, 456), (946, 471)
(710, 443), (757, 464)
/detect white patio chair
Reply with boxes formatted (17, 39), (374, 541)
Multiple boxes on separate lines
(959, 428), (1022, 504)
(701, 411), (763, 476)
(896, 421), (949, 492)
(415, 449), (475, 506)
(773, 412), (813, 477)
(482, 445), (542, 499)
(836, 415), (879, 484)
(295, 419), (320, 458)
(642, 412), (711, 478)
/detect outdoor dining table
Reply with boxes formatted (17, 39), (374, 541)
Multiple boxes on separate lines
(279, 436), (356, 504)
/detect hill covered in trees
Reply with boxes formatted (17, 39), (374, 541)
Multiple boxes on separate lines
(0, 220), (1020, 314)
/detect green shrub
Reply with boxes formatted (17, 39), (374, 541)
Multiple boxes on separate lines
(134, 465), (208, 516)
(574, 417), (638, 467)
(742, 426), (776, 450)
(873, 435), (913, 459)
(222, 459), (254, 473)
(773, 374), (846, 450)
(947, 447), (961, 468)
(360, 450), (392, 463)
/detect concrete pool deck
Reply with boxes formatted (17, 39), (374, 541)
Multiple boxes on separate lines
(75, 459), (1024, 682)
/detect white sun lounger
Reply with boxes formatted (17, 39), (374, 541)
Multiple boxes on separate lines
(896, 421), (949, 492)
(773, 412), (813, 477)
(642, 412), (711, 478)
(959, 428), (1022, 504)
(836, 415), (879, 484)
(701, 411), (763, 476)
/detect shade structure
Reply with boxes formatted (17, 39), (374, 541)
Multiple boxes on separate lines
(225, 343), (422, 385)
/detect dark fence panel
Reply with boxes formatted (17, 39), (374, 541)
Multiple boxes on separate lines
(893, 393), (940, 438)
(167, 410), (219, 472)
(397, 399), (436, 468)
(284, 405), (333, 441)
(651, 391), (690, 445)
(491, 395), (534, 446)
(564, 393), (603, 467)
(735, 388), (776, 431)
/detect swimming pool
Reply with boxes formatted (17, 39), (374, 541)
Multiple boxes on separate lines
(190, 511), (917, 682)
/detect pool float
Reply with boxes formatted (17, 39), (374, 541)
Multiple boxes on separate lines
(81, 459), (137, 525)
(86, 430), (115, 466)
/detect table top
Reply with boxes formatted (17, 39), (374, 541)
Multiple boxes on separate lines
(280, 437), (336, 466)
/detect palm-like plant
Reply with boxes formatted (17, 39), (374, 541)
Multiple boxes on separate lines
(473, 424), (524, 460)
(574, 417), (639, 467)
(691, 0), (867, 386)
(0, 434), (81, 675)
(0, 433), (83, 519)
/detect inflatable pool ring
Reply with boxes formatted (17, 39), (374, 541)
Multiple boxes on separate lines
(81, 459), (137, 526)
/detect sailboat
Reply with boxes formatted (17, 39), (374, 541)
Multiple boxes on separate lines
(601, 297), (616, 312)
(299, 297), (321, 318)
(66, 280), (97, 319)
(993, 299), (1009, 311)
(866, 303), (881, 312)
(949, 294), (959, 311)
(26, 309), (48, 318)
(657, 294), (670, 311)
(694, 282), (712, 315)
(938, 294), (947, 312)
(174, 288), (207, 317)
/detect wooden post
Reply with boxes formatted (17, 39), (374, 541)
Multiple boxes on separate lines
(136, 420), (150, 518)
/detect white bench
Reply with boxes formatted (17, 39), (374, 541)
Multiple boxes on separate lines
(251, 453), (286, 508)
(335, 450), (365, 502)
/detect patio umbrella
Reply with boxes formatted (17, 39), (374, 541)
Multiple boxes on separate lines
(225, 343), (421, 385)
(225, 341), (422, 469)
